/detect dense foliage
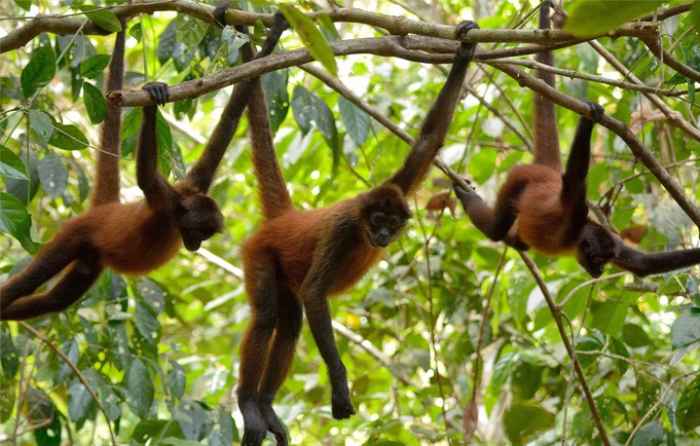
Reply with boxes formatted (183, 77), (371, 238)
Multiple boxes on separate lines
(1, 1), (700, 445)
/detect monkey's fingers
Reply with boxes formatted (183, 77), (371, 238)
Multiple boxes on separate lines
(142, 82), (170, 105)
(213, 1), (230, 27)
(272, 11), (290, 32)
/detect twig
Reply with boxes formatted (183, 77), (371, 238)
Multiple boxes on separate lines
(489, 61), (700, 228)
(518, 253), (611, 446)
(0, 1), (658, 54)
(18, 322), (118, 446)
(588, 41), (700, 143)
(643, 37), (700, 84)
(495, 59), (683, 96)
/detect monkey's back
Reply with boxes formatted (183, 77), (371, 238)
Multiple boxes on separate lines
(510, 165), (575, 255)
(242, 200), (383, 298)
(84, 201), (181, 274)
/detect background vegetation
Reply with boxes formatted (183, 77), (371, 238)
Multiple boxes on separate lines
(1, 0), (700, 445)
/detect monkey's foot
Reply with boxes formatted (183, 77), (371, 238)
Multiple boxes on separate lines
(455, 20), (479, 57)
(585, 101), (604, 123)
(143, 82), (169, 105)
(272, 11), (290, 32)
(240, 401), (268, 446)
(259, 403), (289, 446)
(331, 393), (355, 420)
(453, 180), (478, 201)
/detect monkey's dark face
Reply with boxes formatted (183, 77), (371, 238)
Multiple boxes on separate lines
(176, 194), (223, 251)
(363, 186), (411, 248)
(576, 222), (616, 277)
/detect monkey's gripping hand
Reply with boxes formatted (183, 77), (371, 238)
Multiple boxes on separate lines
(455, 20), (479, 59)
(585, 101), (604, 123)
(143, 82), (169, 106)
(452, 178), (479, 204)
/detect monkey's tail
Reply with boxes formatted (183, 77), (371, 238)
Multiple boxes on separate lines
(91, 28), (125, 207)
(533, 1), (561, 170)
(248, 81), (293, 220)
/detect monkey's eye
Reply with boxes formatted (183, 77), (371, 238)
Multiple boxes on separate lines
(370, 212), (385, 227)
(389, 215), (402, 228)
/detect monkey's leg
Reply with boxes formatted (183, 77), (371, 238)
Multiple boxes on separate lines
(1, 257), (102, 320)
(239, 254), (279, 446)
(257, 289), (302, 446)
(1, 233), (83, 310)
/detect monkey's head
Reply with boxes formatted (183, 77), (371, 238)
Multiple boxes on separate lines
(362, 185), (412, 248)
(576, 222), (617, 277)
(176, 193), (224, 251)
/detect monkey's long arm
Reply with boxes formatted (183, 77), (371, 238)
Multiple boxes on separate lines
(298, 223), (358, 420)
(612, 240), (700, 277)
(92, 28), (125, 206)
(185, 13), (288, 193)
(388, 21), (478, 196)
(454, 177), (528, 247)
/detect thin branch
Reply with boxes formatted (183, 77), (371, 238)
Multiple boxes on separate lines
(640, 3), (693, 22)
(495, 59), (683, 96)
(518, 253), (611, 446)
(588, 41), (700, 143)
(643, 36), (700, 84)
(19, 322), (118, 446)
(0, 0), (658, 54)
(489, 61), (700, 228)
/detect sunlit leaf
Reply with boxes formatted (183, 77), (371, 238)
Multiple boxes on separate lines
(279, 4), (337, 75)
(564, 1), (663, 37)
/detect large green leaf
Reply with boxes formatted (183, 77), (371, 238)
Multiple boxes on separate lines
(564, 1), (664, 37)
(677, 375), (700, 431)
(79, 54), (111, 79)
(0, 144), (28, 180)
(0, 192), (36, 252)
(49, 122), (89, 150)
(37, 153), (68, 199)
(79, 5), (122, 32)
(83, 82), (107, 124)
(21, 46), (56, 98)
(339, 96), (370, 148)
(126, 359), (154, 418)
(28, 109), (54, 145)
(279, 5), (337, 76)
(671, 313), (700, 349)
(503, 403), (555, 445)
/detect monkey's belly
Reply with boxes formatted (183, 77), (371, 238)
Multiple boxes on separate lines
(516, 217), (574, 256)
(328, 247), (383, 295)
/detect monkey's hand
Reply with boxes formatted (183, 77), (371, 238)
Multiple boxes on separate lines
(585, 101), (604, 123)
(331, 392), (355, 420)
(453, 178), (478, 202)
(143, 82), (169, 106)
(455, 20), (479, 58)
(272, 11), (290, 32)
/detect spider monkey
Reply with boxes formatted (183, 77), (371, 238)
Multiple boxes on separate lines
(0, 16), (289, 320)
(453, 2), (700, 278)
(236, 19), (479, 446)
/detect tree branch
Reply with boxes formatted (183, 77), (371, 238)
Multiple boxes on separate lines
(19, 322), (118, 446)
(518, 253), (611, 446)
(0, 0), (658, 54)
(642, 36), (700, 84)
(489, 61), (700, 228)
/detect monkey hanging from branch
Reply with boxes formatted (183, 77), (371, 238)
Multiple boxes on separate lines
(451, 2), (700, 278)
(0, 14), (289, 320)
(236, 18), (480, 446)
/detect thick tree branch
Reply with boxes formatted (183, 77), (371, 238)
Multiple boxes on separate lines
(518, 254), (611, 446)
(0, 0), (658, 54)
(490, 62), (700, 228)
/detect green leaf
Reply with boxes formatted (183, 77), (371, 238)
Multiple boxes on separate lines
(291, 85), (314, 134)
(564, 1), (663, 37)
(0, 144), (28, 180)
(37, 153), (68, 199)
(631, 421), (666, 446)
(14, 0), (30, 11)
(68, 379), (94, 424)
(34, 413), (61, 446)
(677, 375), (700, 431)
(622, 323), (652, 348)
(0, 192), (36, 252)
(0, 325), (19, 378)
(167, 361), (186, 400)
(591, 300), (628, 337)
(671, 313), (700, 349)
(126, 358), (154, 418)
(21, 46), (56, 98)
(339, 96), (370, 148)
(131, 419), (184, 443)
(28, 109), (54, 145)
(503, 403), (555, 445)
(511, 360), (543, 400)
(79, 54), (111, 79)
(262, 69), (290, 133)
(157, 20), (178, 65)
(79, 5), (122, 33)
(49, 122), (89, 150)
(134, 300), (161, 346)
(83, 82), (107, 124)
(279, 4), (337, 76)
(691, 1), (700, 34)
